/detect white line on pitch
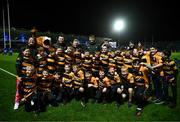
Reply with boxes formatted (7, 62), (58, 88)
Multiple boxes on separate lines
(0, 68), (17, 77)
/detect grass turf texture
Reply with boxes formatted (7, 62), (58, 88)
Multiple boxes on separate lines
(0, 53), (180, 121)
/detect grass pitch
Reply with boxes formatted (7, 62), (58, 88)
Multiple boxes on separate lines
(0, 53), (180, 121)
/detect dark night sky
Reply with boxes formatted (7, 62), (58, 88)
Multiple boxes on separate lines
(0, 0), (180, 41)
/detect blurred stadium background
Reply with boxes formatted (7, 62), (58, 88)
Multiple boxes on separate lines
(0, 27), (180, 53)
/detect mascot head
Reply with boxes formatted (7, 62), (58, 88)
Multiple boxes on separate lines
(36, 36), (51, 49)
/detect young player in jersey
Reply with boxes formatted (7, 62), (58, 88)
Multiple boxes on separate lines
(92, 51), (101, 77)
(134, 60), (149, 116)
(61, 64), (75, 104)
(100, 46), (109, 73)
(82, 51), (92, 71)
(46, 48), (56, 75)
(14, 48), (35, 110)
(55, 47), (65, 75)
(85, 71), (98, 102)
(107, 66), (125, 108)
(121, 66), (135, 108)
(65, 46), (74, 65)
(95, 69), (111, 103)
(37, 69), (58, 111)
(150, 47), (164, 104)
(18, 66), (38, 113)
(35, 47), (47, 78)
(162, 50), (178, 108)
(72, 65), (86, 107)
